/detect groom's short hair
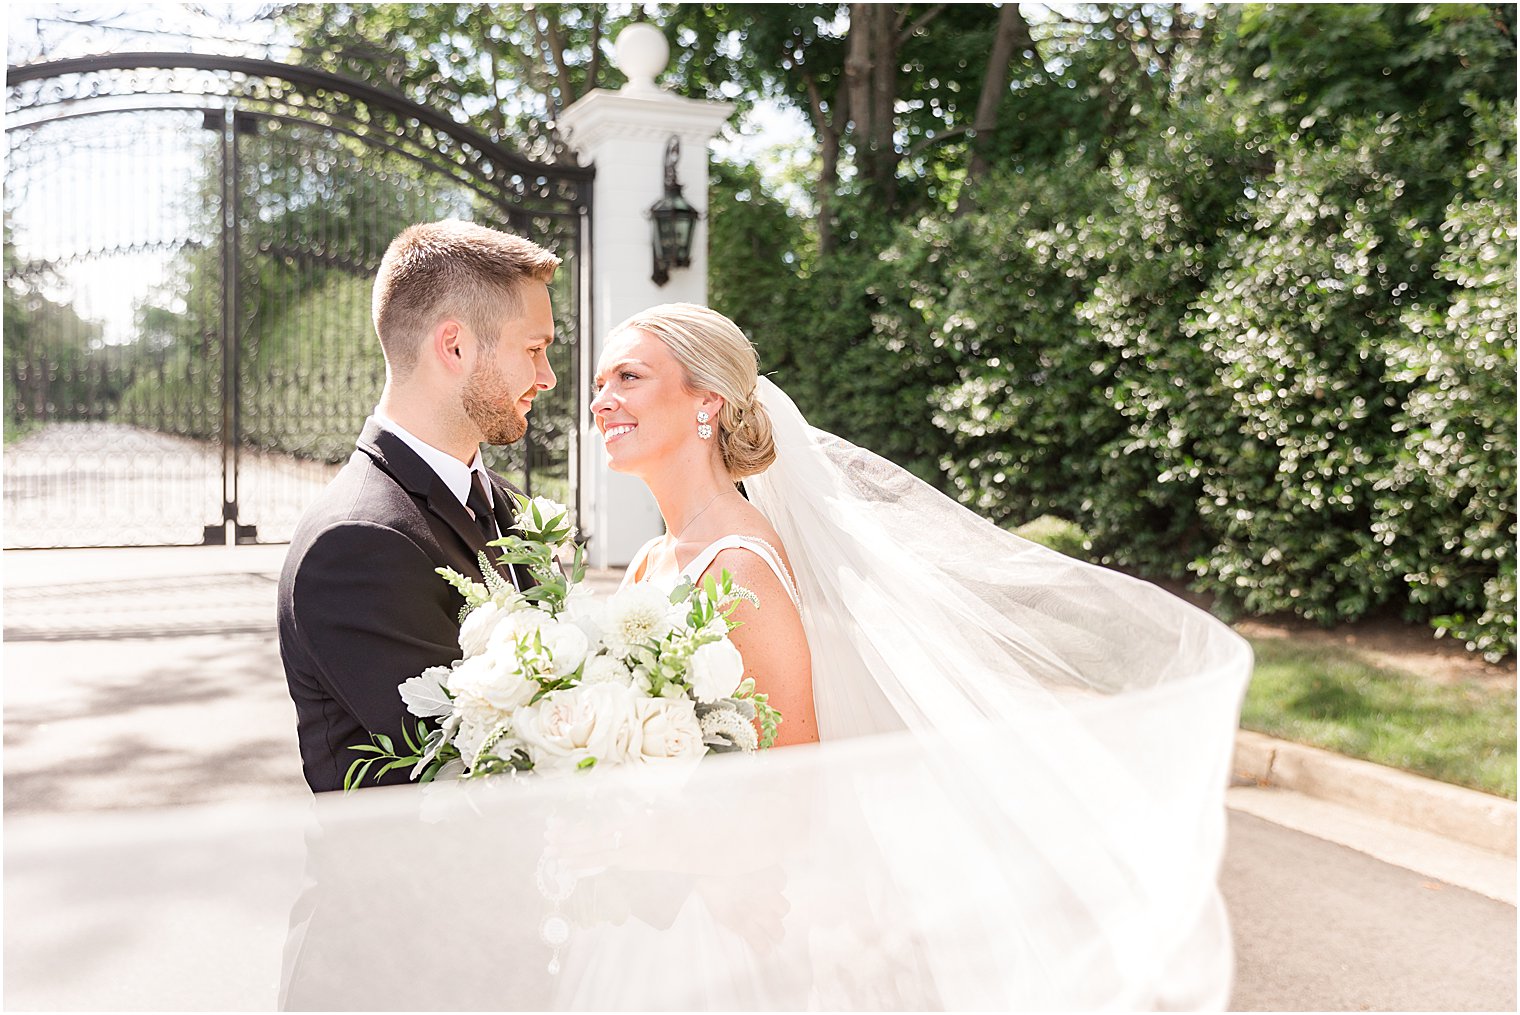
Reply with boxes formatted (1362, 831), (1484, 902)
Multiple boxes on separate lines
(373, 220), (561, 376)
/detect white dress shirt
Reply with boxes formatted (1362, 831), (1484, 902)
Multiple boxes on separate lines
(372, 409), (497, 535)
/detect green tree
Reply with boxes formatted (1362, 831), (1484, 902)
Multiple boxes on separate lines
(4, 236), (113, 437)
(274, 2), (644, 162)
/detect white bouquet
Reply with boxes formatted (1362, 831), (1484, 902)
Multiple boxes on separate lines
(346, 495), (781, 790)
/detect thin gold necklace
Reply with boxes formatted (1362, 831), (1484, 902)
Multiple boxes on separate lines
(673, 489), (735, 539)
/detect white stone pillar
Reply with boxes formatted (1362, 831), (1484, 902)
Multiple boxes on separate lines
(560, 24), (735, 569)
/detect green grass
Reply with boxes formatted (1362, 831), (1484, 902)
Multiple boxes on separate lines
(1011, 514), (1092, 560)
(1243, 638), (1517, 799)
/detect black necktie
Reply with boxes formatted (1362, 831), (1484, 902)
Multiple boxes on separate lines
(466, 472), (498, 544)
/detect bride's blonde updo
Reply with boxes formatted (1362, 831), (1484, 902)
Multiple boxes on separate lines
(609, 302), (777, 479)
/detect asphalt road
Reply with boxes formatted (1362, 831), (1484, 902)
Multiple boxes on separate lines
(1224, 810), (1515, 1011)
(4, 545), (1515, 1011)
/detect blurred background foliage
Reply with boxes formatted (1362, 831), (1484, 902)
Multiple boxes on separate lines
(272, 1), (1514, 658)
(688, 2), (1517, 660)
(21, 3), (1504, 656)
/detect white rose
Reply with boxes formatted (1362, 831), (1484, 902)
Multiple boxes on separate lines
(581, 654), (634, 686)
(686, 638), (745, 703)
(487, 607), (550, 652)
(447, 652), (537, 713)
(601, 584), (677, 657)
(515, 496), (572, 541)
(459, 601), (510, 658)
(536, 619), (590, 677)
(633, 696), (707, 767)
(514, 683), (640, 771)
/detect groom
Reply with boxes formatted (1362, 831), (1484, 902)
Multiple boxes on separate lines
(278, 219), (560, 793)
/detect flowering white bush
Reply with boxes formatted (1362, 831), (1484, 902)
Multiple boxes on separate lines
(346, 494), (781, 789)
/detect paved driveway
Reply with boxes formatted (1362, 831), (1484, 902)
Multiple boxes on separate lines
(3, 422), (340, 548)
(3, 545), (1514, 1011)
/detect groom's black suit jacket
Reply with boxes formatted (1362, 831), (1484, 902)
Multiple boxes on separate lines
(278, 417), (532, 793)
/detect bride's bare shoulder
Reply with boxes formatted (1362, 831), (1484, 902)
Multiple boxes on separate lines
(728, 502), (794, 565)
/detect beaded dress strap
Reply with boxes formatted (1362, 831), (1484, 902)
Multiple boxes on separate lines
(681, 535), (802, 613)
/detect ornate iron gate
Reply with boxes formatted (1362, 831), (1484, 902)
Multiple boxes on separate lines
(4, 53), (590, 548)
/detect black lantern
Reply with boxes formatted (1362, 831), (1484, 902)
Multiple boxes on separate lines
(648, 136), (699, 286)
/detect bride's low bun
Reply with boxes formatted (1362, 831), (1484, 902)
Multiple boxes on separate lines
(720, 398), (776, 479)
(606, 302), (778, 479)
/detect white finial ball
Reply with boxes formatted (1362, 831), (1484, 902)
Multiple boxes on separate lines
(615, 23), (669, 93)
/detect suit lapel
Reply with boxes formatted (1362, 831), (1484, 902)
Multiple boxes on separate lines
(355, 418), (516, 586)
(488, 477), (519, 542)
(429, 482), (501, 577)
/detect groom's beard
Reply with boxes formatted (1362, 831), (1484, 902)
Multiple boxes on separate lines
(462, 358), (529, 445)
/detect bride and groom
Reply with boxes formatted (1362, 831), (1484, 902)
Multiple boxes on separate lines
(277, 218), (1252, 1009)
(277, 220), (822, 788)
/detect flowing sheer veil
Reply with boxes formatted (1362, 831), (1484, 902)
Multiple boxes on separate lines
(5, 380), (1252, 1012)
(745, 376), (1250, 738)
(742, 376), (1254, 1003)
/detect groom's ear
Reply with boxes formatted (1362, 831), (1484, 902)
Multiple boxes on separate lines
(431, 320), (469, 375)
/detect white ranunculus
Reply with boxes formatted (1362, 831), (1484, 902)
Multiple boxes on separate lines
(459, 601), (511, 658)
(399, 665), (454, 717)
(536, 619), (590, 677)
(514, 683), (640, 771)
(581, 654), (634, 686)
(633, 696), (707, 767)
(447, 651), (536, 713)
(686, 637), (746, 703)
(601, 584), (677, 657)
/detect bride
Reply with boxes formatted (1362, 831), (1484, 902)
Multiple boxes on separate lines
(589, 303), (818, 747)
(559, 301), (1254, 1009)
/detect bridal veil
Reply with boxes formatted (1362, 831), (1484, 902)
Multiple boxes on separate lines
(6, 380), (1251, 1011)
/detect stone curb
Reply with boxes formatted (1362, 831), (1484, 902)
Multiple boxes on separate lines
(1233, 729), (1517, 857)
